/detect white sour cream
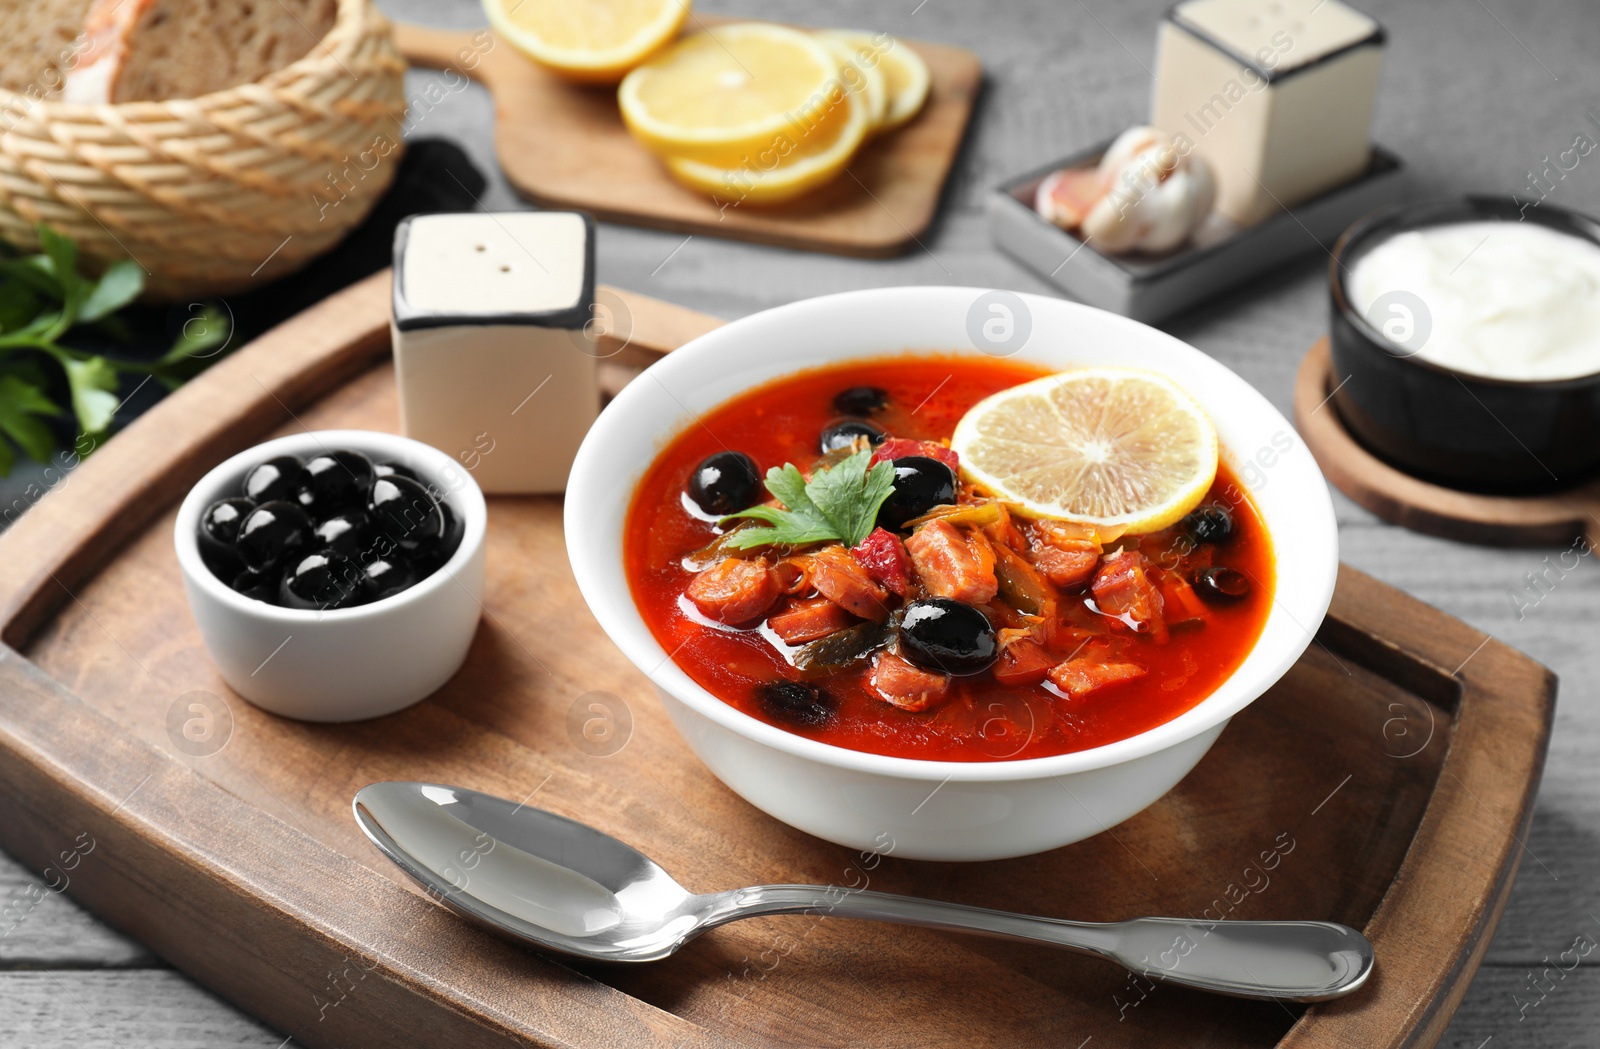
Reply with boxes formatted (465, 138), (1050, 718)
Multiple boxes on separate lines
(1346, 220), (1600, 381)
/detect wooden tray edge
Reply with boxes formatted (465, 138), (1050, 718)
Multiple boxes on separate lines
(1281, 567), (1556, 1047)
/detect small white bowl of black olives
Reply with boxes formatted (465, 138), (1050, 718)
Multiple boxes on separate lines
(174, 429), (486, 722)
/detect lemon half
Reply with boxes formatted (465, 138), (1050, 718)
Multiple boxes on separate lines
(950, 367), (1219, 533)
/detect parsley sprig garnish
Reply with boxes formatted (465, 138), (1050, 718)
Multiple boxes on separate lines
(720, 449), (896, 550)
(0, 225), (229, 475)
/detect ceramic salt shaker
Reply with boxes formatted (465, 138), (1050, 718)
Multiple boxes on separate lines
(1151, 0), (1386, 227)
(391, 211), (599, 493)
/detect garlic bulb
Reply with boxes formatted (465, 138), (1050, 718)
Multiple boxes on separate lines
(1035, 126), (1216, 256)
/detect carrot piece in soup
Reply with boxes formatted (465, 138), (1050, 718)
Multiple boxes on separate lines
(1160, 572), (1210, 626)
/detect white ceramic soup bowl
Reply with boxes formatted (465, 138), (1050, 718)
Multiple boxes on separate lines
(566, 287), (1337, 861)
(175, 429), (487, 722)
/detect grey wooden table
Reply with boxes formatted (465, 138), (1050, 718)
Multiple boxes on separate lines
(4, 0), (1597, 1045)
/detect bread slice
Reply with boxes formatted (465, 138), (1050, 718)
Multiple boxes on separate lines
(0, 0), (339, 104)
(0, 0), (97, 101)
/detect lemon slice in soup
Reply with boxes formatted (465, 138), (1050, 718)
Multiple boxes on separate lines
(950, 367), (1219, 532)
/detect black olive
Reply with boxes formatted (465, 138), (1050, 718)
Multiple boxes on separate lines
(372, 461), (418, 482)
(201, 497), (254, 545)
(408, 496), (463, 577)
(819, 419), (887, 454)
(201, 547), (247, 585)
(433, 498), (465, 565)
(756, 680), (837, 726)
(1195, 566), (1251, 602)
(876, 456), (957, 531)
(311, 510), (373, 560)
(198, 497), (254, 580)
(899, 598), (997, 675)
(299, 450), (375, 514)
(362, 556), (419, 602)
(369, 475), (446, 555)
(230, 568), (278, 604)
(280, 550), (366, 611)
(240, 456), (303, 503)
(235, 500), (313, 573)
(832, 385), (889, 417)
(1182, 504), (1235, 545)
(687, 451), (762, 516)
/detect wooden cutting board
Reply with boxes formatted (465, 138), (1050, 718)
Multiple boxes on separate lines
(392, 22), (982, 257)
(0, 273), (1555, 1048)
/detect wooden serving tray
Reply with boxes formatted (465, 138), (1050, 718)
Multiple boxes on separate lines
(392, 22), (982, 257)
(0, 275), (1556, 1049)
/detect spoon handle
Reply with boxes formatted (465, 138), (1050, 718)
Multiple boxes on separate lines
(706, 886), (1372, 1002)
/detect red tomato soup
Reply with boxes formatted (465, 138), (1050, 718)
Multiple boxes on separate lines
(623, 355), (1274, 762)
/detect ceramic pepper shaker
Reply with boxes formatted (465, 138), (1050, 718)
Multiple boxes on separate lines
(390, 211), (599, 494)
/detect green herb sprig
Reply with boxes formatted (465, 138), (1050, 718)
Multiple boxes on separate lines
(0, 225), (230, 475)
(720, 449), (896, 550)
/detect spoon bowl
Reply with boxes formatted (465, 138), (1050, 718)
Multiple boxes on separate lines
(355, 781), (701, 961)
(354, 781), (1375, 1000)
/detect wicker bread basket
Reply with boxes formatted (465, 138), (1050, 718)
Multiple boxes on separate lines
(0, 0), (408, 298)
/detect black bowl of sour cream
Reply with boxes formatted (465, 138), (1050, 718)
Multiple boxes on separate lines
(1329, 196), (1600, 491)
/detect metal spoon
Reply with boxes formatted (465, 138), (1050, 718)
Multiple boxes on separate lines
(353, 781), (1373, 1001)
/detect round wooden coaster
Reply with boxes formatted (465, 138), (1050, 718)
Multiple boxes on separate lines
(1294, 338), (1600, 546)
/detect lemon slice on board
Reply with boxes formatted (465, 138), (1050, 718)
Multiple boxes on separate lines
(483, 0), (690, 84)
(950, 368), (1219, 533)
(818, 29), (929, 134)
(816, 34), (887, 128)
(619, 23), (846, 164)
(663, 71), (869, 203)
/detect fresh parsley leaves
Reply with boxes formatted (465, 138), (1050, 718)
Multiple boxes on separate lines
(721, 450), (896, 550)
(0, 225), (230, 475)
